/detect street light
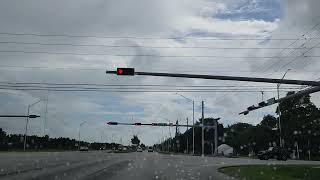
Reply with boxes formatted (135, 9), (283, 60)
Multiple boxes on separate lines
(175, 93), (195, 155)
(78, 121), (87, 150)
(24, 99), (42, 151)
(277, 69), (291, 148)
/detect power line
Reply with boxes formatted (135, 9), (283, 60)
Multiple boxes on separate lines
(0, 41), (315, 50)
(263, 22), (320, 73)
(0, 50), (317, 59)
(0, 32), (311, 41)
(212, 22), (320, 104)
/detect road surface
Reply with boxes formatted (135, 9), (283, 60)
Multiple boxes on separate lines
(0, 151), (319, 180)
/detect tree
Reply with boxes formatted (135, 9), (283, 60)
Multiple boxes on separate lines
(0, 128), (8, 150)
(140, 143), (146, 149)
(277, 92), (320, 159)
(131, 135), (140, 145)
(259, 115), (277, 129)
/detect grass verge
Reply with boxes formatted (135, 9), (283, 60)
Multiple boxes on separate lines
(219, 165), (320, 180)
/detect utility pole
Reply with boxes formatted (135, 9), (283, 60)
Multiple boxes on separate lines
(186, 117), (188, 154)
(214, 119), (218, 156)
(192, 100), (195, 155)
(201, 101), (204, 157)
(175, 119), (178, 137)
(24, 99), (42, 151)
(211, 143), (214, 156)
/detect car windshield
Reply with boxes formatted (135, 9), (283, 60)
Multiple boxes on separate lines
(1, 0), (320, 180)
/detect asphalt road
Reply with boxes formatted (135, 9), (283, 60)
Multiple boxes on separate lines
(1, 151), (320, 180)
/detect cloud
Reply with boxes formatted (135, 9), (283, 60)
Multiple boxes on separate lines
(0, 0), (319, 146)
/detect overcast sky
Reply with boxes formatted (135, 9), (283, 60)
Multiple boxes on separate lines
(0, 0), (320, 146)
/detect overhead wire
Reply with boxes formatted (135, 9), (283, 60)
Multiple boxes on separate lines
(0, 32), (313, 41)
(212, 22), (320, 104)
(0, 41), (316, 50)
(0, 50), (314, 59)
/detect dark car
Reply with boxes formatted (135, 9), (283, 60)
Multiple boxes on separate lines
(258, 147), (290, 161)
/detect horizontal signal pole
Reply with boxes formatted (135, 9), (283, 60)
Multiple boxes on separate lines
(107, 122), (214, 128)
(106, 69), (320, 86)
(0, 115), (40, 118)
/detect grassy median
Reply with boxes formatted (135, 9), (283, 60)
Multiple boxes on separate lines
(219, 165), (320, 180)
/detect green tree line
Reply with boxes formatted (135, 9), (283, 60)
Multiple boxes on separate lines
(0, 130), (120, 151)
(155, 92), (320, 160)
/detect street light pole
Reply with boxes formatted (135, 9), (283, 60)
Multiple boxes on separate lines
(24, 99), (42, 151)
(277, 69), (291, 148)
(201, 101), (204, 157)
(175, 93), (195, 155)
(186, 117), (188, 154)
(78, 121), (87, 150)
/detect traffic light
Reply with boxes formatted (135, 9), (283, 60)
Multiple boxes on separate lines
(247, 105), (257, 111)
(134, 123), (142, 126)
(258, 101), (267, 107)
(267, 97), (276, 105)
(117, 68), (135, 76)
(107, 122), (118, 125)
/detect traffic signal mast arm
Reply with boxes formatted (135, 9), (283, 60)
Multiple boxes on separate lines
(0, 115), (40, 118)
(239, 86), (320, 115)
(106, 121), (214, 128)
(106, 69), (320, 86)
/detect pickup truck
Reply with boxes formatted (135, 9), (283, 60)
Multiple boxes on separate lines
(257, 147), (290, 161)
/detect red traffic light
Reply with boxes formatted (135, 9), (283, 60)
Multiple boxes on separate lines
(117, 68), (135, 76)
(107, 122), (118, 125)
(134, 123), (142, 126)
(117, 68), (123, 75)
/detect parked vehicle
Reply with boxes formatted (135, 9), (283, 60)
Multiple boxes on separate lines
(79, 146), (89, 151)
(258, 147), (290, 161)
(137, 147), (143, 152)
(148, 147), (153, 152)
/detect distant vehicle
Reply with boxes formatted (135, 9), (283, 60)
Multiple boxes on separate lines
(79, 146), (89, 151)
(137, 147), (143, 152)
(258, 147), (290, 161)
(148, 147), (153, 152)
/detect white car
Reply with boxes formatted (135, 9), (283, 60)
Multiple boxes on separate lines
(148, 147), (153, 152)
(137, 147), (143, 152)
(79, 146), (89, 151)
